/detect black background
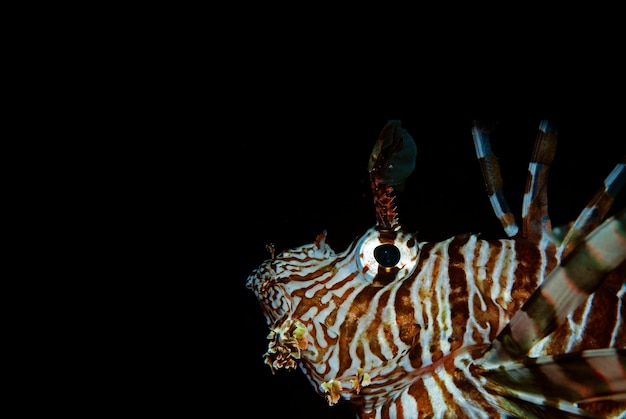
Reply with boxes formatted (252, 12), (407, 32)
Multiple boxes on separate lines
(221, 117), (625, 418)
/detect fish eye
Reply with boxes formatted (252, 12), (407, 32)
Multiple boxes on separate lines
(374, 244), (400, 267)
(355, 227), (420, 284)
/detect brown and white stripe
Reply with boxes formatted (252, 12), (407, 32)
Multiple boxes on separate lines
(247, 120), (626, 418)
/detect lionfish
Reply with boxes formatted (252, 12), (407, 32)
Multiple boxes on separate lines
(246, 120), (626, 418)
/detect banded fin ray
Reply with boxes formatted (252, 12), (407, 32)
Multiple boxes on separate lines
(558, 155), (626, 259)
(482, 207), (626, 365)
(471, 120), (519, 237)
(472, 119), (561, 245)
(521, 120), (558, 245)
(481, 349), (626, 418)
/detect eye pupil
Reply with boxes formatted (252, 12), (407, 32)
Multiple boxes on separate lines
(374, 244), (400, 267)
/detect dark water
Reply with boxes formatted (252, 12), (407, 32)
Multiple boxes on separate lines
(228, 118), (625, 418)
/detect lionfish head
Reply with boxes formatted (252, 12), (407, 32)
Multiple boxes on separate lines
(245, 226), (422, 390)
(246, 120), (421, 391)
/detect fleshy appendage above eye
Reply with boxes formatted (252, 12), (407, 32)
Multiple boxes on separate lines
(355, 227), (420, 284)
(368, 120), (417, 188)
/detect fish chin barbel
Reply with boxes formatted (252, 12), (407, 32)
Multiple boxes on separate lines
(246, 120), (626, 418)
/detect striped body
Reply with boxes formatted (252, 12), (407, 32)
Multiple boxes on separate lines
(247, 121), (626, 418)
